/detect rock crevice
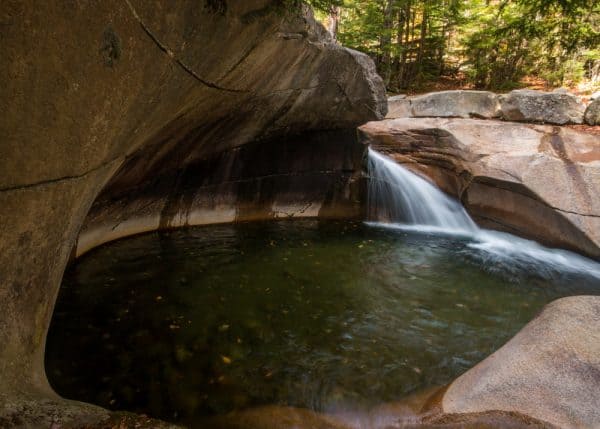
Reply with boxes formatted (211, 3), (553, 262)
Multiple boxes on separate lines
(124, 0), (248, 93)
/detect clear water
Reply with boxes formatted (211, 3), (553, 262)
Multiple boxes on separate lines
(46, 220), (600, 426)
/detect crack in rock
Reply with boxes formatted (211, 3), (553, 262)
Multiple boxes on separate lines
(124, 0), (247, 93)
(0, 156), (124, 192)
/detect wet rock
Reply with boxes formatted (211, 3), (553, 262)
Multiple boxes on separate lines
(422, 410), (558, 428)
(499, 89), (586, 124)
(200, 395), (556, 429)
(442, 296), (600, 429)
(359, 118), (600, 259)
(76, 129), (366, 256)
(584, 98), (600, 125)
(203, 405), (351, 429)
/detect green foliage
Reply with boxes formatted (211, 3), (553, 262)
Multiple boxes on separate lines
(280, 0), (344, 13)
(332, 0), (464, 90)
(460, 0), (600, 88)
(309, 0), (600, 91)
(306, 0), (344, 12)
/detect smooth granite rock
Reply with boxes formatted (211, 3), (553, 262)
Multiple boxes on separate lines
(386, 94), (412, 118)
(0, 1), (386, 426)
(386, 90), (501, 119)
(410, 90), (501, 119)
(359, 117), (600, 259)
(442, 296), (600, 429)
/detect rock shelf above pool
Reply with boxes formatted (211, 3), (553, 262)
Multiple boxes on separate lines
(360, 117), (600, 260)
(386, 89), (598, 125)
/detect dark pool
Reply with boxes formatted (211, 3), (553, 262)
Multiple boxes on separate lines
(46, 220), (600, 426)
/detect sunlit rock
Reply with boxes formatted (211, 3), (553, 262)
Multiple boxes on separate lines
(584, 98), (600, 125)
(442, 295), (600, 429)
(500, 89), (586, 124)
(360, 117), (600, 259)
(410, 90), (501, 119)
(386, 94), (411, 118)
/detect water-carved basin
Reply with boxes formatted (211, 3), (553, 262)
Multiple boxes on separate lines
(45, 220), (600, 427)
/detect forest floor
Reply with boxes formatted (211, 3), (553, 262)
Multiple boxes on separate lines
(400, 73), (597, 99)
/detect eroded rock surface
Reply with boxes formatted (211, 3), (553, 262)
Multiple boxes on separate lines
(500, 89), (586, 124)
(76, 129), (365, 256)
(359, 117), (600, 259)
(442, 295), (600, 429)
(0, 1), (385, 425)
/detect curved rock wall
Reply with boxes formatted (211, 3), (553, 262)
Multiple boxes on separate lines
(0, 0), (385, 422)
(359, 118), (600, 260)
(76, 129), (366, 257)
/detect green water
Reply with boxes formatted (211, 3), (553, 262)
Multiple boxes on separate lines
(46, 220), (600, 425)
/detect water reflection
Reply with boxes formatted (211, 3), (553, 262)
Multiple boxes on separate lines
(46, 220), (600, 426)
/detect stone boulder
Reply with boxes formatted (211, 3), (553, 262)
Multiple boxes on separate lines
(410, 90), (501, 119)
(500, 89), (586, 124)
(386, 90), (501, 120)
(359, 118), (600, 259)
(442, 296), (600, 429)
(584, 98), (600, 125)
(386, 94), (411, 118)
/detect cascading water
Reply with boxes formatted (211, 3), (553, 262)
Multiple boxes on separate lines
(367, 148), (476, 232)
(366, 148), (600, 279)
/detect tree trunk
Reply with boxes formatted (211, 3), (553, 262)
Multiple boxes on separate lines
(395, 3), (406, 87)
(397, 0), (412, 88)
(416, 1), (428, 78)
(380, 0), (395, 87)
(328, 6), (340, 40)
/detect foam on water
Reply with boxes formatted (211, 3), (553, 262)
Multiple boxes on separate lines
(366, 148), (600, 280)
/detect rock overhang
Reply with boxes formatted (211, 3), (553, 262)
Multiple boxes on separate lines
(0, 1), (386, 426)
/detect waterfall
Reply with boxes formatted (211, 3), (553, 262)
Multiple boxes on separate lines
(367, 148), (477, 233)
(365, 147), (600, 279)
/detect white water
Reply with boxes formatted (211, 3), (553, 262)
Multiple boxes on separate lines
(367, 149), (477, 231)
(366, 148), (600, 279)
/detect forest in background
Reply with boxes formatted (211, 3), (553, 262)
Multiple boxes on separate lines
(304, 0), (600, 94)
